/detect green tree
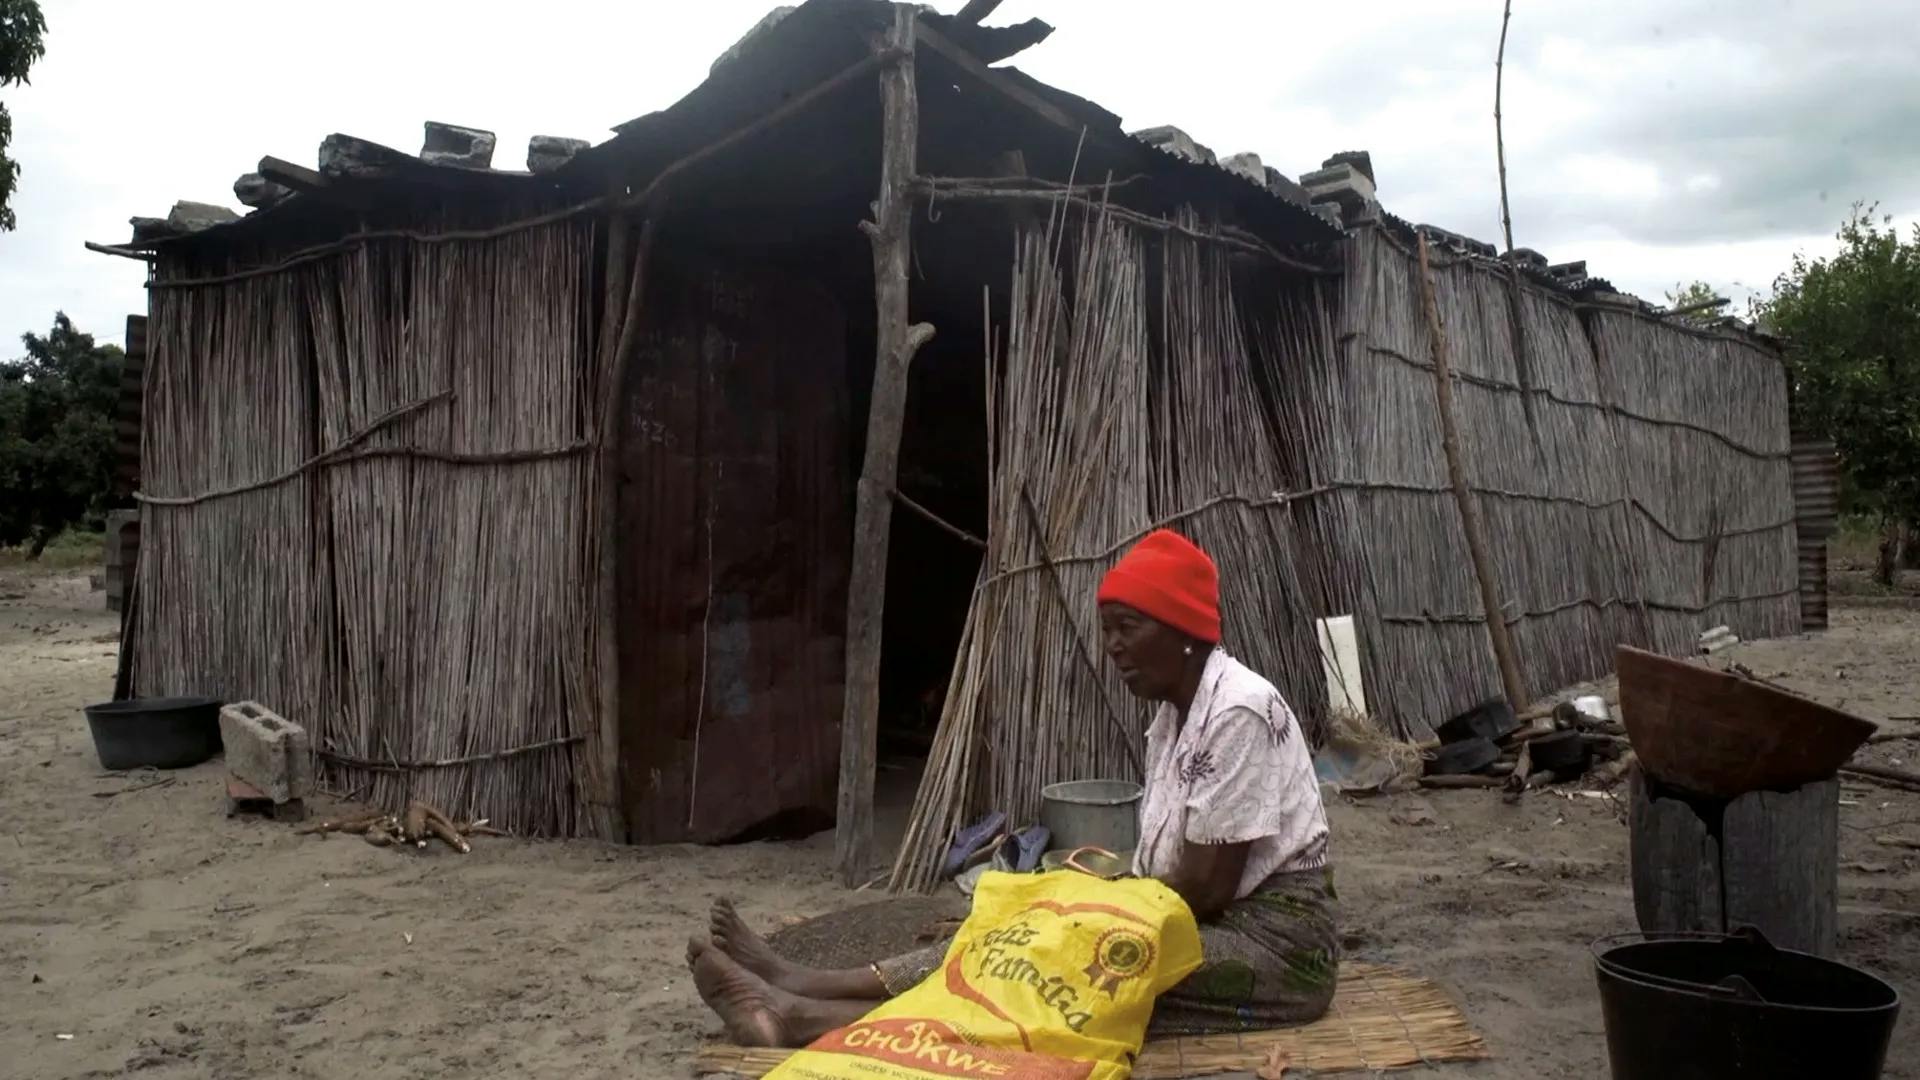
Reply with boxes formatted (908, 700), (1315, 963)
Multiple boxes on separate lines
(0, 313), (124, 556)
(0, 0), (47, 232)
(1760, 205), (1920, 586)
(1664, 280), (1726, 324)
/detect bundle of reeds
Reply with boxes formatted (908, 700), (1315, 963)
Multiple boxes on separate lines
(1152, 222), (1338, 739)
(137, 266), (328, 734)
(135, 213), (604, 837)
(889, 206), (1155, 892)
(890, 206), (1344, 891)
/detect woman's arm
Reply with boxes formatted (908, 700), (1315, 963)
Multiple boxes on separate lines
(1158, 839), (1252, 920)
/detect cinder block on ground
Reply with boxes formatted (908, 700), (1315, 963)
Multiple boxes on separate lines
(219, 702), (313, 803)
(226, 774), (308, 822)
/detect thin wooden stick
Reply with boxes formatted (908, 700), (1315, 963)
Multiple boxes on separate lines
(85, 240), (156, 261)
(1841, 762), (1920, 790)
(909, 180), (1337, 275)
(977, 488), (1338, 588)
(1866, 729), (1920, 744)
(892, 488), (986, 550)
(623, 49), (905, 215)
(1494, 0), (1515, 254)
(134, 391), (451, 505)
(146, 199), (611, 288)
(1019, 484), (1144, 776)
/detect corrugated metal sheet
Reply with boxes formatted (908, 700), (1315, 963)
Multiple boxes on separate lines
(113, 315), (145, 499)
(617, 251), (851, 844)
(1791, 436), (1838, 632)
(1799, 542), (1829, 631)
(1792, 437), (1840, 539)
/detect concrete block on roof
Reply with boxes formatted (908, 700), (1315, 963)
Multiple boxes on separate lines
(421, 122), (497, 169)
(219, 701), (313, 804)
(167, 201), (240, 232)
(1301, 162), (1376, 203)
(1220, 151), (1265, 184)
(131, 201), (238, 244)
(129, 217), (171, 244)
(1130, 125), (1217, 166)
(712, 6), (797, 76)
(233, 173), (292, 210)
(1263, 166), (1312, 207)
(1301, 161), (1375, 224)
(1502, 247), (1549, 273)
(1322, 150), (1375, 185)
(319, 133), (415, 178)
(1549, 260), (1588, 281)
(528, 135), (589, 174)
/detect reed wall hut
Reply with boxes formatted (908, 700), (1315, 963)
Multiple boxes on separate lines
(94, 0), (1800, 881)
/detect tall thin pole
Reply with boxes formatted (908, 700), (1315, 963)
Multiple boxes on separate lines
(1417, 235), (1528, 711)
(1494, 0), (1515, 254)
(834, 6), (936, 887)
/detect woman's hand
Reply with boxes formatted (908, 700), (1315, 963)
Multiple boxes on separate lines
(1158, 839), (1251, 920)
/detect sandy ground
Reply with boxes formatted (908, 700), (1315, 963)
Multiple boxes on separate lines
(2, 566), (1917, 1079)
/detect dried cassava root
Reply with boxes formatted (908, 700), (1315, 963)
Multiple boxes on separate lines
(306, 800), (496, 855)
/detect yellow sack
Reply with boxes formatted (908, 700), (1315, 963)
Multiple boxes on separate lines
(766, 870), (1202, 1080)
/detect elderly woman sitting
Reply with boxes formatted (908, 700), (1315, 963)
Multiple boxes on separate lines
(689, 529), (1338, 1044)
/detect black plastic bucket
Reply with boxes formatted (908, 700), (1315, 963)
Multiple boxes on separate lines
(1594, 929), (1900, 1079)
(82, 696), (223, 770)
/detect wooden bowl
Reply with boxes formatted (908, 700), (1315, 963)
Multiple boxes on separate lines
(1615, 646), (1876, 798)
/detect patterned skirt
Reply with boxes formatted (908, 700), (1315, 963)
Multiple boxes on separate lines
(872, 866), (1340, 1037)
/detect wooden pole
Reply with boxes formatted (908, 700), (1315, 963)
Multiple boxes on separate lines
(1493, 0), (1515, 254)
(1416, 235), (1529, 711)
(589, 208), (659, 842)
(955, 0), (1004, 23)
(835, 7), (935, 887)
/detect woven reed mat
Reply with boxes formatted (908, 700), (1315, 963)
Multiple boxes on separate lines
(692, 962), (1488, 1077)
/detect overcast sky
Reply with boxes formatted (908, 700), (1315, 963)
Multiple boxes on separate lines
(2, 0), (1914, 353)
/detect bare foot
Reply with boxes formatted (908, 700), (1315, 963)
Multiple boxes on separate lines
(711, 898), (799, 988)
(688, 936), (792, 1047)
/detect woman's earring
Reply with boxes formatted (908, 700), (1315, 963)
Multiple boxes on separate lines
(1183, 644), (1193, 656)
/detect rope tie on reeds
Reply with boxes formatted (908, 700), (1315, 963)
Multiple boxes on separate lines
(1349, 338), (1791, 461)
(135, 390), (592, 507)
(1380, 586), (1800, 627)
(973, 487), (1340, 591)
(319, 736), (585, 773)
(970, 480), (1795, 594)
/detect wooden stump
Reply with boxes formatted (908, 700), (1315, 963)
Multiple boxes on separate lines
(1629, 769), (1838, 956)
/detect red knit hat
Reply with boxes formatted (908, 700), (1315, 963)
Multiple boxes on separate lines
(1096, 529), (1221, 643)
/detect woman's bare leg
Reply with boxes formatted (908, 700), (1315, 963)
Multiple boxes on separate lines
(688, 937), (876, 1047)
(710, 898), (888, 1000)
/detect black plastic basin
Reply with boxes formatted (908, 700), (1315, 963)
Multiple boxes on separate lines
(1594, 929), (1899, 1079)
(83, 696), (223, 770)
